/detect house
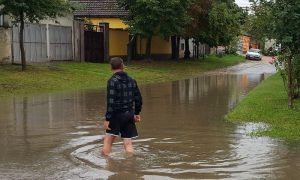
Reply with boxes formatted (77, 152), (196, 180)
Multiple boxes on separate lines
(179, 38), (210, 59)
(72, 0), (172, 62)
(264, 39), (277, 51)
(239, 35), (251, 54)
(237, 34), (262, 54)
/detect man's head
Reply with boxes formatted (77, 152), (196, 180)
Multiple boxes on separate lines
(110, 57), (124, 71)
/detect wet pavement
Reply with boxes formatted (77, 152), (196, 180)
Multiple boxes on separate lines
(1, 60), (300, 180)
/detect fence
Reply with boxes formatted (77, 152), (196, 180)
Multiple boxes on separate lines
(0, 27), (11, 63)
(13, 23), (47, 63)
(12, 23), (73, 63)
(0, 14), (4, 27)
(49, 25), (73, 61)
(73, 21), (85, 62)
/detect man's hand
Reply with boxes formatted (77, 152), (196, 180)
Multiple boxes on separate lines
(134, 115), (141, 123)
(103, 121), (111, 130)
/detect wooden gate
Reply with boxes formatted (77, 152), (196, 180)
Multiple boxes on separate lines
(84, 24), (104, 63)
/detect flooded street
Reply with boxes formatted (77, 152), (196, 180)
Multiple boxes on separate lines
(1, 61), (300, 180)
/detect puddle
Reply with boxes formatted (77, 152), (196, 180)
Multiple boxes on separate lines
(1, 63), (299, 179)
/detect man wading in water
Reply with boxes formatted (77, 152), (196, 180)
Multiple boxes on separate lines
(102, 57), (143, 156)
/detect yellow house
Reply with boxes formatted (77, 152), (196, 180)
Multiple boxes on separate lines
(72, 0), (172, 61)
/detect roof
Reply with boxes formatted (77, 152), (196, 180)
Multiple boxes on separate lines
(71, 0), (128, 18)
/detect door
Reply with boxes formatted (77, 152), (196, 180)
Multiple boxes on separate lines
(84, 25), (104, 63)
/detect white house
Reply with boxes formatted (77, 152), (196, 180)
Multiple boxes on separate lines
(264, 39), (277, 51)
(179, 38), (210, 59)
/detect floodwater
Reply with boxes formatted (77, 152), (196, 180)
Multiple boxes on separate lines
(1, 61), (300, 180)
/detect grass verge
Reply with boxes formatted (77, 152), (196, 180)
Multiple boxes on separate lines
(226, 73), (300, 141)
(0, 55), (244, 97)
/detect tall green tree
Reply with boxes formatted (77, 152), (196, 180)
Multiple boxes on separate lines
(118, 0), (190, 60)
(270, 0), (300, 108)
(206, 0), (245, 49)
(245, 0), (273, 47)
(251, 0), (300, 108)
(184, 0), (212, 59)
(0, 0), (73, 71)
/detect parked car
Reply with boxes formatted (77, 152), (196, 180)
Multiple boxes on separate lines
(246, 48), (262, 60)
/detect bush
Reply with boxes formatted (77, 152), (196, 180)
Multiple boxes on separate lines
(275, 53), (300, 100)
(227, 46), (238, 55)
(293, 55), (300, 99)
(263, 47), (279, 56)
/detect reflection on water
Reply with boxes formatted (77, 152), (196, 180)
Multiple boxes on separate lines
(0, 74), (300, 179)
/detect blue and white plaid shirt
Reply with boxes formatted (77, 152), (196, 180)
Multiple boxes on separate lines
(105, 72), (142, 121)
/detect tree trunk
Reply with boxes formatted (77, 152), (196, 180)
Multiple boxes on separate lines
(202, 45), (205, 59)
(146, 36), (152, 61)
(296, 73), (300, 99)
(127, 42), (132, 65)
(287, 55), (294, 108)
(196, 42), (199, 59)
(184, 38), (190, 60)
(127, 35), (136, 64)
(20, 12), (26, 71)
(171, 36), (177, 60)
(175, 36), (180, 61)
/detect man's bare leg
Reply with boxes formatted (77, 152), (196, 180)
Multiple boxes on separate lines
(102, 134), (116, 156)
(123, 139), (134, 153)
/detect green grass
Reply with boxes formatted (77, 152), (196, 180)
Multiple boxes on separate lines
(226, 73), (300, 141)
(0, 55), (244, 97)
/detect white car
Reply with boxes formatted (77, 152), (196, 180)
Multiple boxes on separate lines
(246, 48), (262, 61)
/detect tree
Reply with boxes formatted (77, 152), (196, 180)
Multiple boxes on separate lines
(184, 0), (212, 59)
(0, 0), (73, 71)
(252, 0), (300, 108)
(164, 0), (190, 61)
(271, 0), (300, 108)
(118, 0), (190, 60)
(206, 1), (245, 50)
(245, 0), (273, 48)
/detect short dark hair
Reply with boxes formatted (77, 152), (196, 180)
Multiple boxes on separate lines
(110, 57), (124, 70)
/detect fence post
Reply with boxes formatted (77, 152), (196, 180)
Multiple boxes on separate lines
(11, 26), (14, 64)
(46, 24), (50, 60)
(100, 23), (109, 62)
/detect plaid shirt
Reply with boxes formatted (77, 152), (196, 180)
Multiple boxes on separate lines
(105, 72), (142, 121)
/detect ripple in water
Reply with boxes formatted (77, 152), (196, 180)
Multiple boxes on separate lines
(67, 123), (286, 180)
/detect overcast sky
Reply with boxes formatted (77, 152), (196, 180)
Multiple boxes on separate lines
(236, 0), (251, 7)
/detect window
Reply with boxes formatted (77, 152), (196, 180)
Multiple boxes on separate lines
(181, 43), (185, 51)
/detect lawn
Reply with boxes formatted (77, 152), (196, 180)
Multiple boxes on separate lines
(226, 73), (300, 141)
(0, 55), (244, 97)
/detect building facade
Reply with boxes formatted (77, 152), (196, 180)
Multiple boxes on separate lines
(72, 0), (172, 61)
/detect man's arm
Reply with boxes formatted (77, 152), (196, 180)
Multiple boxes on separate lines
(105, 79), (116, 122)
(133, 80), (143, 115)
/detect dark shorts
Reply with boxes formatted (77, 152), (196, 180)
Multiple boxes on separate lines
(106, 111), (138, 139)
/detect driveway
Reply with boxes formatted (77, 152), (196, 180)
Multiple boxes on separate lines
(207, 56), (277, 75)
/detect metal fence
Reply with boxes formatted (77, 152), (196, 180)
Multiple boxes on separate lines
(12, 23), (73, 63)
(13, 23), (48, 63)
(49, 25), (73, 61)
